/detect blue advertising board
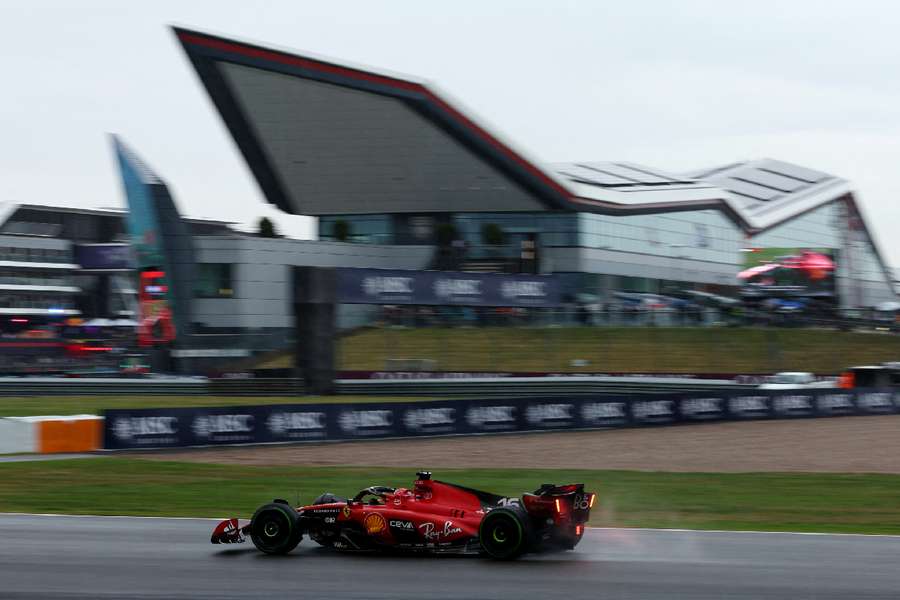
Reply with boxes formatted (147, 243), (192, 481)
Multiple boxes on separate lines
(336, 268), (560, 307)
(103, 388), (900, 450)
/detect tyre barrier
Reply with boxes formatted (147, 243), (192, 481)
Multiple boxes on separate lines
(0, 415), (103, 454)
(101, 388), (900, 451)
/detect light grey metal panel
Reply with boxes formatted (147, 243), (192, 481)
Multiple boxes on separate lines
(734, 169), (808, 193)
(757, 159), (831, 183)
(0, 235), (69, 250)
(233, 298), (287, 317)
(235, 262), (287, 284)
(718, 178), (782, 201)
(219, 63), (546, 215)
(603, 163), (672, 184)
(574, 247), (737, 285)
(563, 165), (632, 185)
(193, 245), (243, 264)
(616, 162), (690, 183)
(577, 163), (641, 184)
(237, 281), (288, 301)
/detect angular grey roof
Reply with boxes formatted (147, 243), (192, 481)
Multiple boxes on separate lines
(174, 26), (855, 234)
(686, 158), (853, 230)
(552, 162), (701, 189)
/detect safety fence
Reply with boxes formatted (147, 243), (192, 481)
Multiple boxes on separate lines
(0, 375), (747, 397)
(102, 387), (900, 451)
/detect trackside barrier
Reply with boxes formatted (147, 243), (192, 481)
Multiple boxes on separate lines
(0, 418), (37, 453)
(0, 415), (103, 454)
(102, 388), (900, 450)
(0, 376), (747, 397)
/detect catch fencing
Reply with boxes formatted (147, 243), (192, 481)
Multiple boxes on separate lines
(103, 387), (900, 450)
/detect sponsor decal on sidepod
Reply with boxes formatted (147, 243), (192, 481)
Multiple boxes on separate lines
(364, 513), (387, 535)
(419, 521), (462, 541)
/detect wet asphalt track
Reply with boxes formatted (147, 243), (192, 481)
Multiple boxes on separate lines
(1, 514), (899, 599)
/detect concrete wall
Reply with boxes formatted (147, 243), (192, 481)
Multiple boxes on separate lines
(0, 235), (70, 252)
(192, 237), (432, 329)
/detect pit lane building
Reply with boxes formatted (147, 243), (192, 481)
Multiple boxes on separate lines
(172, 27), (896, 312)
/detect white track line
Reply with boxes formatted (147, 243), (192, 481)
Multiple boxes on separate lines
(2, 513), (899, 537)
(588, 526), (900, 538)
(0, 512), (223, 521)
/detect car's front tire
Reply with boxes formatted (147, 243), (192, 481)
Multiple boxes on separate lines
(250, 503), (302, 555)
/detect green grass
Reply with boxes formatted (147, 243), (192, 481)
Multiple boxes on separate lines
(305, 326), (899, 374)
(0, 395), (436, 417)
(2, 459), (900, 534)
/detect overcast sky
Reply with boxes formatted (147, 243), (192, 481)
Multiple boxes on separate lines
(4, 1), (900, 264)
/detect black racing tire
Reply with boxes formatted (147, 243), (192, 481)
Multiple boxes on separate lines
(250, 503), (302, 555)
(479, 507), (530, 560)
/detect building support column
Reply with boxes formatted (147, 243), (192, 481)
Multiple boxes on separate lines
(293, 267), (337, 394)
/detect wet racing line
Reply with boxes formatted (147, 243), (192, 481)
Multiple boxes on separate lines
(1, 514), (899, 599)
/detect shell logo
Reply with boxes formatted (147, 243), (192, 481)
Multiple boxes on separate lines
(364, 513), (387, 535)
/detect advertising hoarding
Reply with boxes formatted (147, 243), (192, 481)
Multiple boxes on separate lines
(739, 247), (836, 299)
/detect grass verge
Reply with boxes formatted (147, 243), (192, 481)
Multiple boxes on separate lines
(2, 458), (899, 534)
(294, 326), (900, 374)
(0, 395), (437, 418)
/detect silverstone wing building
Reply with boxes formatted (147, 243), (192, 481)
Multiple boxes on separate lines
(1, 26), (896, 374)
(173, 27), (896, 311)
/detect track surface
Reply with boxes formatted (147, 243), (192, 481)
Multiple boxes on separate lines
(2, 515), (899, 599)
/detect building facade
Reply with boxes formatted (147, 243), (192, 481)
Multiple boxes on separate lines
(6, 27), (897, 370)
(173, 26), (896, 311)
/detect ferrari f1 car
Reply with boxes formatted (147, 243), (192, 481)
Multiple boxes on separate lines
(211, 471), (594, 560)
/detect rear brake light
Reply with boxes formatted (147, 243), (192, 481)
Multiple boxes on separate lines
(555, 498), (561, 513)
(575, 524), (583, 535)
(589, 493), (596, 508)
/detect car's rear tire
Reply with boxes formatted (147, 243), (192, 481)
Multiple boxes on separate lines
(479, 507), (530, 560)
(250, 503), (302, 555)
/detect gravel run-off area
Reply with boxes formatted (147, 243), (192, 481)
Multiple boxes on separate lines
(136, 415), (900, 473)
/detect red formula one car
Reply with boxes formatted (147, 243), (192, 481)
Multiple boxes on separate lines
(211, 471), (594, 560)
